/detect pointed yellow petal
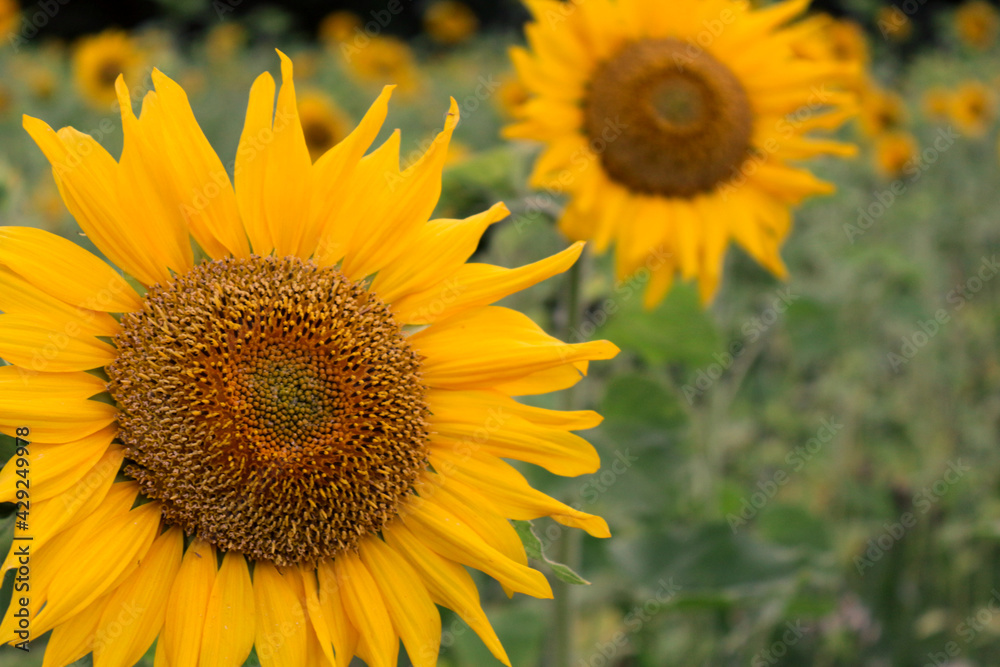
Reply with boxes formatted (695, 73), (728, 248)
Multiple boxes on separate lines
(0, 266), (120, 337)
(317, 560), (359, 667)
(334, 551), (397, 667)
(235, 72), (277, 256)
(359, 538), (440, 667)
(42, 594), (112, 667)
(412, 306), (618, 391)
(263, 51), (313, 258)
(383, 522), (511, 666)
(163, 539), (217, 667)
(0, 225), (141, 312)
(0, 313), (117, 373)
(286, 565), (337, 667)
(401, 496), (552, 598)
(0, 424), (114, 504)
(0, 394), (117, 444)
(253, 562), (307, 667)
(93, 526), (183, 667)
(200, 551), (255, 667)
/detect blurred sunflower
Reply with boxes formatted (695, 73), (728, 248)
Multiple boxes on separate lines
(922, 87), (952, 121)
(955, 0), (999, 51)
(787, 13), (866, 90)
(874, 131), (918, 178)
(298, 89), (351, 161)
(858, 84), (907, 138)
(205, 22), (247, 62)
(343, 35), (420, 95)
(424, 0), (479, 46)
(497, 72), (530, 118)
(827, 18), (870, 66)
(876, 5), (912, 42)
(949, 81), (995, 137)
(0, 52), (617, 667)
(0, 0), (18, 38)
(505, 0), (857, 305)
(72, 29), (144, 108)
(319, 10), (362, 49)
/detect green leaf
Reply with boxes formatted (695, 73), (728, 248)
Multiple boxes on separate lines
(513, 520), (590, 586)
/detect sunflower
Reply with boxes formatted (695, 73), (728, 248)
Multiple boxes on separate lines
(72, 29), (144, 108)
(955, 0), (999, 51)
(0, 0), (18, 38)
(205, 22), (247, 62)
(922, 86), (952, 121)
(873, 131), (918, 178)
(876, 5), (912, 42)
(342, 35), (420, 95)
(949, 80), (995, 137)
(424, 0), (479, 46)
(858, 83), (907, 138)
(0, 52), (617, 666)
(298, 89), (351, 162)
(319, 10), (362, 49)
(504, 0), (857, 305)
(497, 73), (531, 118)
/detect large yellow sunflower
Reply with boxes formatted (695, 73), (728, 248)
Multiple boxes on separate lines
(0, 52), (617, 666)
(504, 0), (857, 306)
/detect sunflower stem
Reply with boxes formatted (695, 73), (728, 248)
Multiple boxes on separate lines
(552, 255), (585, 667)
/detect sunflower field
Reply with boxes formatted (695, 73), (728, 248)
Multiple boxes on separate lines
(1, 0), (1000, 666)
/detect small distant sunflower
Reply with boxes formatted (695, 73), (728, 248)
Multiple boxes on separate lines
(874, 131), (918, 178)
(205, 22), (247, 62)
(0, 53), (617, 666)
(787, 13), (866, 90)
(72, 29), (144, 108)
(876, 5), (912, 42)
(0, 0), (18, 38)
(858, 84), (907, 138)
(319, 10), (362, 48)
(949, 80), (995, 137)
(298, 89), (351, 161)
(505, 0), (857, 305)
(955, 0), (999, 51)
(922, 86), (952, 121)
(497, 73), (531, 118)
(343, 35), (420, 95)
(424, 0), (479, 46)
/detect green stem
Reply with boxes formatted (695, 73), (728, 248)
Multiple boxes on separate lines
(552, 257), (585, 667)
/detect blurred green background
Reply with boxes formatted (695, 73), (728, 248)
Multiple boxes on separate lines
(2, 0), (1000, 665)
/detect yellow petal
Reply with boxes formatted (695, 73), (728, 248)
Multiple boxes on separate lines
(93, 526), (183, 667)
(383, 522), (510, 666)
(235, 71), (277, 256)
(427, 388), (602, 430)
(0, 313), (117, 373)
(286, 565), (337, 667)
(316, 560), (358, 667)
(253, 562), (307, 667)
(0, 364), (106, 399)
(0, 225), (141, 312)
(0, 424), (114, 504)
(359, 538), (440, 667)
(163, 539), (217, 667)
(20, 118), (173, 287)
(0, 392), (117, 443)
(334, 551), (397, 667)
(144, 69), (250, 259)
(400, 496), (552, 598)
(33, 500), (161, 633)
(0, 266), (120, 337)
(393, 241), (583, 325)
(200, 551), (255, 667)
(311, 86), (394, 265)
(411, 306), (618, 391)
(42, 594), (112, 667)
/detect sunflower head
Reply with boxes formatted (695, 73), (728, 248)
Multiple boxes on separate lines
(0, 0), (18, 38)
(874, 131), (918, 178)
(859, 83), (907, 138)
(343, 35), (420, 94)
(949, 80), (995, 137)
(319, 10), (362, 47)
(72, 29), (144, 108)
(922, 86), (952, 121)
(505, 0), (858, 306)
(0, 51), (617, 667)
(876, 5), (912, 42)
(424, 0), (480, 46)
(297, 89), (350, 161)
(205, 21), (247, 62)
(956, 0), (999, 51)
